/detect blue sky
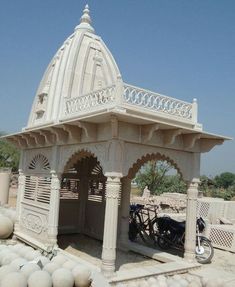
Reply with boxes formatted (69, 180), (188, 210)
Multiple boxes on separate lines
(0, 0), (234, 176)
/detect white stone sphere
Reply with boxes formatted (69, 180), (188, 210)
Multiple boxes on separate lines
(51, 254), (67, 266)
(178, 278), (189, 287)
(28, 270), (52, 287)
(1, 252), (19, 265)
(72, 265), (91, 287)
(52, 268), (74, 287)
(157, 275), (167, 282)
(0, 248), (10, 264)
(0, 265), (16, 281)
(12, 243), (26, 253)
(35, 256), (50, 267)
(0, 244), (7, 251)
(188, 281), (201, 287)
(137, 280), (149, 287)
(18, 246), (34, 257)
(20, 262), (41, 279)
(168, 282), (182, 287)
(127, 283), (137, 287)
(25, 250), (41, 260)
(43, 262), (60, 274)
(62, 260), (77, 270)
(10, 257), (28, 270)
(0, 215), (13, 239)
(147, 277), (157, 284)
(158, 281), (168, 287)
(1, 271), (27, 287)
(205, 278), (223, 287)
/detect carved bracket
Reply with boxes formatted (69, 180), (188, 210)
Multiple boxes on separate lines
(62, 124), (82, 142)
(50, 127), (68, 143)
(39, 130), (55, 145)
(163, 129), (182, 145)
(141, 124), (160, 143)
(183, 133), (201, 149)
(30, 132), (46, 146)
(77, 122), (97, 141)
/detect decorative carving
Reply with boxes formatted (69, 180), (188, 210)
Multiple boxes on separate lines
(141, 124), (160, 143)
(21, 211), (48, 234)
(64, 85), (116, 116)
(183, 133), (201, 149)
(123, 83), (193, 121)
(28, 154), (50, 171)
(163, 129), (182, 145)
(59, 143), (107, 173)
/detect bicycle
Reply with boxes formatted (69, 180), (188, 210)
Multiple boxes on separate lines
(128, 203), (159, 246)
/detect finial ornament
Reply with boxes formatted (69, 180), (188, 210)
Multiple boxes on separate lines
(75, 4), (95, 33)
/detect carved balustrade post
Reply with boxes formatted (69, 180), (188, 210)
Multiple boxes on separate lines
(101, 173), (122, 277)
(184, 178), (200, 261)
(48, 170), (61, 247)
(119, 177), (131, 249)
(14, 169), (25, 234)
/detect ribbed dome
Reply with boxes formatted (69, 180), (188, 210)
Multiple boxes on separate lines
(27, 5), (122, 128)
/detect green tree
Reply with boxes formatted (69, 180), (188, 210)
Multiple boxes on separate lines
(214, 172), (235, 189)
(0, 132), (20, 172)
(135, 160), (186, 195)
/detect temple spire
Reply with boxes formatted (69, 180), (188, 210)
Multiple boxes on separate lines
(75, 4), (95, 33)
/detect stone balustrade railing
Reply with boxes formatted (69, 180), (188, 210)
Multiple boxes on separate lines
(123, 83), (196, 122)
(64, 85), (116, 115)
(63, 82), (198, 125)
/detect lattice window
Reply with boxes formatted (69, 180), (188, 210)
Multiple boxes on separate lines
(24, 175), (51, 204)
(197, 201), (210, 218)
(28, 154), (50, 172)
(60, 178), (79, 200)
(209, 227), (234, 248)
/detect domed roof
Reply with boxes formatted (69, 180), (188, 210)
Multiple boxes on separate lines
(27, 5), (122, 128)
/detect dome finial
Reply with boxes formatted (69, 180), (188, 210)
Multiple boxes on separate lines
(75, 4), (95, 33)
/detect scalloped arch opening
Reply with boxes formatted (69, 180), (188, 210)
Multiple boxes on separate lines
(127, 152), (183, 180)
(63, 149), (104, 174)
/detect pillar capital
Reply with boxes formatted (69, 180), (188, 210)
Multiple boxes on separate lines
(105, 172), (123, 179)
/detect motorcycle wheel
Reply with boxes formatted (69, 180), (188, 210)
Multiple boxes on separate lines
(157, 234), (171, 249)
(195, 236), (214, 264)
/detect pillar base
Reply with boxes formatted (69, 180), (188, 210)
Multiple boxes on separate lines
(101, 259), (115, 277)
(184, 251), (196, 263)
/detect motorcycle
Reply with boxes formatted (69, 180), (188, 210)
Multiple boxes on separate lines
(156, 216), (214, 264)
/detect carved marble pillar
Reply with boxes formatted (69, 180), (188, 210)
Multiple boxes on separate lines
(184, 178), (200, 261)
(101, 173), (122, 277)
(119, 177), (131, 249)
(48, 170), (61, 247)
(14, 169), (25, 234)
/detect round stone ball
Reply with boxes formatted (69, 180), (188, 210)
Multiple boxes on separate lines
(20, 262), (41, 279)
(62, 260), (77, 271)
(0, 249), (11, 265)
(205, 278), (224, 287)
(0, 244), (7, 251)
(43, 262), (60, 274)
(137, 280), (149, 287)
(1, 272), (27, 287)
(51, 255), (67, 266)
(18, 246), (34, 257)
(52, 268), (74, 287)
(12, 243), (25, 253)
(0, 215), (14, 239)
(147, 277), (157, 285)
(72, 265), (91, 287)
(127, 283), (137, 287)
(25, 250), (41, 261)
(35, 256), (50, 267)
(10, 257), (28, 270)
(28, 270), (52, 287)
(0, 265), (16, 281)
(188, 281), (202, 287)
(1, 252), (19, 265)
